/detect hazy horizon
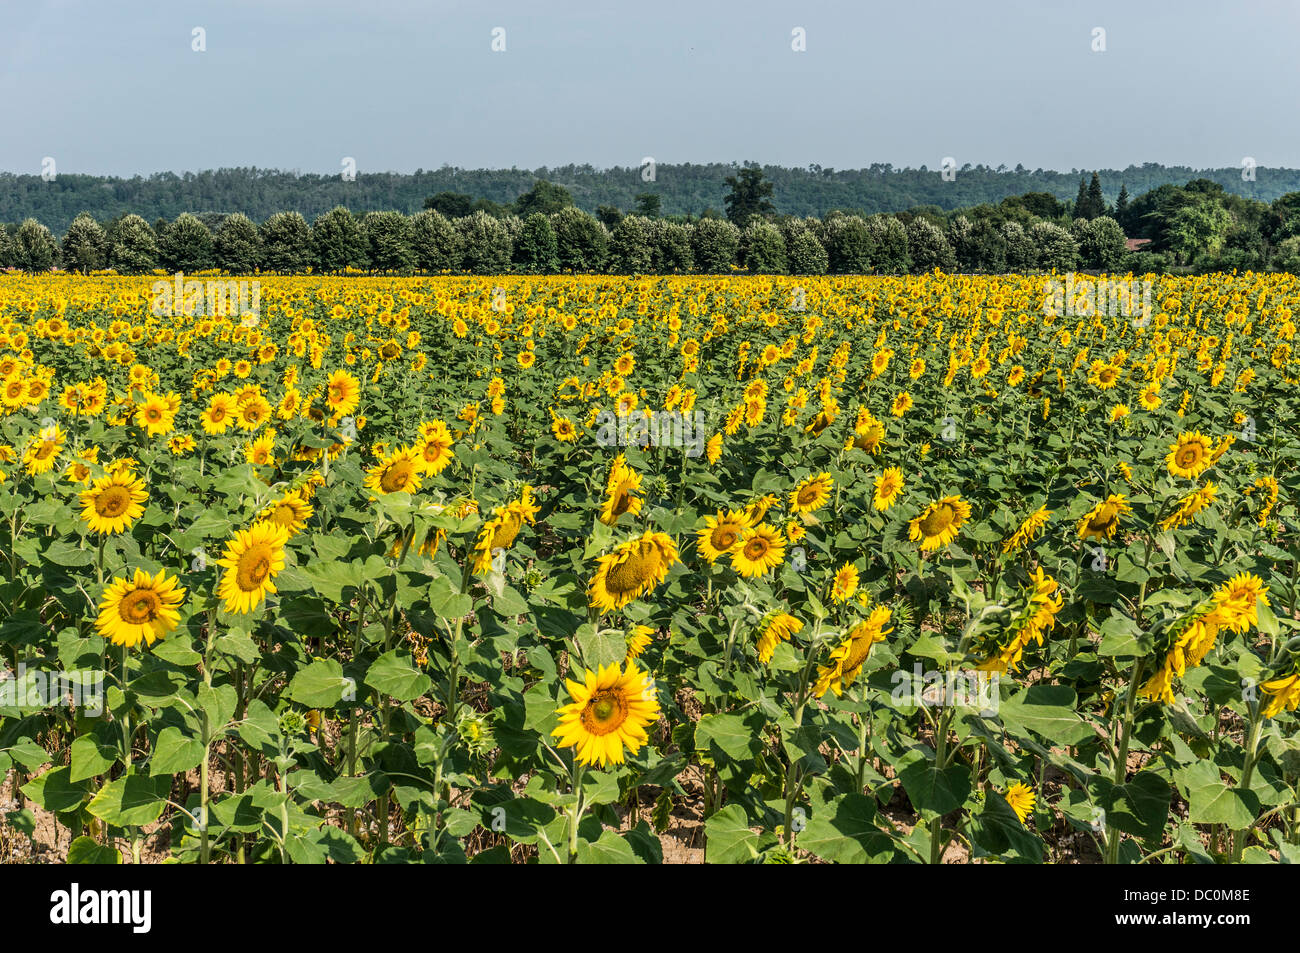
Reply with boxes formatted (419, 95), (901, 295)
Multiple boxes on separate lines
(4, 0), (1299, 178)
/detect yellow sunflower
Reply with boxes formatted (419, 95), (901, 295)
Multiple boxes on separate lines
(757, 612), (803, 664)
(588, 531), (679, 613)
(1005, 782), (1036, 824)
(1076, 494), (1132, 542)
(365, 446), (423, 495)
(552, 661), (660, 767)
(416, 420), (455, 475)
(731, 523), (787, 577)
(325, 369), (361, 417)
(813, 605), (893, 698)
(831, 562), (859, 604)
(909, 495), (971, 552)
(1166, 431), (1214, 480)
(79, 471), (148, 535)
(873, 467), (904, 511)
(789, 473), (833, 515)
(215, 521), (289, 614)
(695, 509), (750, 563)
(95, 568), (185, 649)
(260, 490), (314, 537)
(600, 454), (643, 525)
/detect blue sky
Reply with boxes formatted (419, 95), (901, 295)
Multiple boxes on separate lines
(3, 0), (1298, 176)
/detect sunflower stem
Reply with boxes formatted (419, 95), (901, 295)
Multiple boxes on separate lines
(1104, 654), (1146, 865)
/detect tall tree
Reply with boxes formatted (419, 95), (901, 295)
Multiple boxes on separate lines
(61, 213), (108, 273)
(514, 180), (574, 217)
(723, 164), (776, 225)
(1073, 177), (1090, 220)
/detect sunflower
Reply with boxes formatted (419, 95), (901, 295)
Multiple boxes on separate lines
(79, 471), (148, 535)
(95, 568), (185, 649)
(23, 425), (66, 475)
(813, 606), (893, 698)
(236, 395), (273, 431)
(1159, 483), (1216, 532)
(1166, 431), (1214, 480)
(365, 446), (423, 495)
(873, 467), (904, 511)
(731, 523), (786, 578)
(705, 433), (723, 464)
(696, 509), (750, 563)
(1261, 672), (1300, 719)
(789, 473), (833, 515)
(588, 531), (679, 613)
(215, 521), (289, 614)
(325, 370), (361, 417)
(1005, 782), (1036, 824)
(244, 432), (276, 467)
(471, 485), (540, 574)
(260, 490), (314, 536)
(909, 495), (971, 552)
(756, 612), (803, 664)
(1076, 494), (1132, 542)
(551, 661), (660, 767)
(134, 393), (175, 436)
(831, 562), (859, 604)
(1212, 572), (1268, 633)
(551, 414), (577, 443)
(1003, 505), (1052, 554)
(625, 625), (654, 661)
(600, 454), (643, 526)
(890, 391), (913, 417)
(415, 420), (455, 475)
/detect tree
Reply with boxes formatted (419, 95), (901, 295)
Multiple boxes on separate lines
(786, 230), (829, 275)
(514, 180), (574, 217)
(608, 215), (654, 274)
(1030, 221), (1079, 271)
(1082, 172), (1106, 220)
(0, 227), (13, 269)
(821, 216), (875, 273)
(633, 193), (661, 218)
(455, 210), (513, 273)
(61, 213), (108, 273)
(866, 217), (910, 274)
(595, 205), (623, 229)
(159, 213), (214, 272)
(311, 206), (367, 273)
(1115, 184), (1130, 222)
(361, 211), (414, 272)
(107, 215), (159, 274)
(1001, 221), (1036, 271)
(723, 164), (776, 226)
(424, 192), (474, 218)
(1166, 202), (1232, 265)
(1073, 178), (1090, 220)
(409, 209), (462, 272)
(551, 207), (608, 272)
(15, 219), (59, 272)
(691, 218), (741, 273)
(514, 213), (560, 273)
(906, 218), (956, 272)
(648, 220), (694, 272)
(214, 213), (263, 272)
(259, 211), (312, 273)
(1075, 216), (1127, 271)
(740, 220), (787, 274)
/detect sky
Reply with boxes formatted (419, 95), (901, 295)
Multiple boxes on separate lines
(2, 0), (1298, 177)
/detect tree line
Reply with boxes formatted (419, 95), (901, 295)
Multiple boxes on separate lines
(5, 170), (1300, 276)
(4, 161), (1298, 236)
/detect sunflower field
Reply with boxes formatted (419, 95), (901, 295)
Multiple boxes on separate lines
(1, 271), (1298, 865)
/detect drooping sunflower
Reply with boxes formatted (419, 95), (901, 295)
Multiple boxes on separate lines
(789, 473), (833, 515)
(1165, 431), (1214, 479)
(551, 661), (661, 768)
(600, 453), (643, 525)
(79, 471), (148, 535)
(471, 485), (540, 574)
(1004, 782), (1036, 824)
(1076, 494), (1132, 542)
(731, 523), (787, 578)
(696, 509), (750, 563)
(215, 521), (289, 614)
(756, 612), (804, 665)
(831, 562), (859, 604)
(588, 531), (679, 613)
(95, 568), (185, 649)
(365, 446), (423, 495)
(873, 467), (904, 511)
(813, 605), (893, 698)
(909, 495), (971, 552)
(625, 625), (654, 661)
(1002, 505), (1052, 554)
(1260, 672), (1300, 719)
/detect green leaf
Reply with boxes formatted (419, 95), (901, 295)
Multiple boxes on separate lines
(998, 685), (1093, 746)
(1180, 761), (1259, 830)
(22, 766), (90, 813)
(799, 794), (892, 863)
(150, 726), (204, 776)
(576, 829), (643, 864)
(287, 658), (349, 708)
(703, 804), (759, 864)
(67, 835), (120, 864)
(575, 624), (626, 670)
(364, 650), (432, 703)
(896, 748), (972, 816)
(87, 775), (170, 827)
(70, 733), (119, 783)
